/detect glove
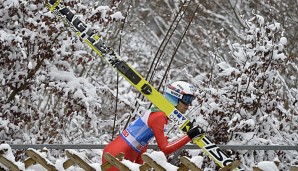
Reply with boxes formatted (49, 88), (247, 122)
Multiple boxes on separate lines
(188, 119), (196, 129)
(187, 125), (205, 139)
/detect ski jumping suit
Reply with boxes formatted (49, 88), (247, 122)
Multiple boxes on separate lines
(102, 110), (192, 171)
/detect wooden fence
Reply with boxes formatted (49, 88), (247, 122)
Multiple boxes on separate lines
(1, 145), (298, 171)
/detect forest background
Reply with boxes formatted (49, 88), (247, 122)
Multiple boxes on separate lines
(0, 0), (298, 170)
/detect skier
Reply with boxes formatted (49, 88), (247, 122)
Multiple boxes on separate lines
(102, 81), (204, 170)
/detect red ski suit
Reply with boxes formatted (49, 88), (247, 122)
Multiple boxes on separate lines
(102, 111), (191, 171)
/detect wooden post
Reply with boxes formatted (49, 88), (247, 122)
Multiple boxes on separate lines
(139, 163), (151, 171)
(219, 160), (241, 171)
(252, 166), (263, 171)
(179, 156), (203, 171)
(0, 154), (21, 171)
(141, 153), (166, 171)
(101, 153), (124, 171)
(291, 165), (298, 171)
(177, 165), (189, 171)
(24, 158), (36, 169)
(65, 150), (95, 171)
(26, 149), (57, 171)
(103, 153), (131, 171)
(63, 159), (75, 170)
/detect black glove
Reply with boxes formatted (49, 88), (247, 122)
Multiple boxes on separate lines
(188, 119), (196, 129)
(187, 125), (205, 139)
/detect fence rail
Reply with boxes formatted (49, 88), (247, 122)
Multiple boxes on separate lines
(8, 144), (298, 150)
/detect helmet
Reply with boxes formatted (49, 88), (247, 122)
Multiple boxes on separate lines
(164, 81), (196, 106)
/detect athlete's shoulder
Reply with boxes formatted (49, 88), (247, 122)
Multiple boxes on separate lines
(151, 110), (166, 115)
(148, 110), (168, 128)
(149, 111), (168, 121)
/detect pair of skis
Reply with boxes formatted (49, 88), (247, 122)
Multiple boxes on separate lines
(45, 1), (243, 170)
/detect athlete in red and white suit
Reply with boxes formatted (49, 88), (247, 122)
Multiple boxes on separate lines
(102, 81), (203, 171)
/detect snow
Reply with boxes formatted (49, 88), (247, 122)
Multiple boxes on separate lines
(256, 161), (279, 171)
(0, 145), (284, 171)
(29, 4), (38, 11)
(0, 144), (26, 170)
(255, 15), (265, 26)
(272, 50), (286, 60)
(145, 151), (178, 170)
(279, 37), (287, 46)
(121, 160), (141, 171)
(189, 155), (204, 168)
(0, 0), (297, 171)
(28, 61), (33, 69)
(2, 0), (19, 7)
(110, 11), (125, 21)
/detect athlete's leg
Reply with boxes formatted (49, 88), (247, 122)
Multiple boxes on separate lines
(135, 145), (148, 164)
(102, 135), (139, 170)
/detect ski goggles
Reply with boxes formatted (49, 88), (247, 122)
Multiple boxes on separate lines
(180, 94), (196, 105)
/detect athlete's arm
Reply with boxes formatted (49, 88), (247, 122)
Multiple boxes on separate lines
(148, 112), (191, 156)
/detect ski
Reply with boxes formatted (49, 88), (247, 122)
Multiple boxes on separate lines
(45, 1), (243, 170)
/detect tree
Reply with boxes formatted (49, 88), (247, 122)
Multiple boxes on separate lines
(194, 14), (298, 170)
(0, 0), (128, 145)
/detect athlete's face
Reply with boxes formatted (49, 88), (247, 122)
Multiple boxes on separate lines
(176, 100), (189, 114)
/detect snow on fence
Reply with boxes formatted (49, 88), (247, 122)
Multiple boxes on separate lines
(1, 144), (298, 171)
(7, 144), (298, 151)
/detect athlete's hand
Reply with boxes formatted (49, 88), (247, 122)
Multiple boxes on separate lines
(187, 125), (205, 139)
(188, 119), (196, 129)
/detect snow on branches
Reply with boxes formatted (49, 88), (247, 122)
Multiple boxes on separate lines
(194, 14), (297, 169)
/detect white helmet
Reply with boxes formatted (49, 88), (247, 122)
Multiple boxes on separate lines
(164, 81), (196, 106)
